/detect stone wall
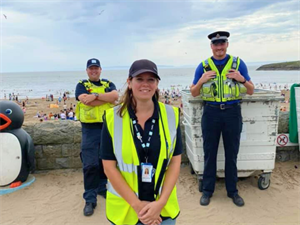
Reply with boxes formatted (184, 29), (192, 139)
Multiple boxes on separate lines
(22, 111), (298, 170)
(23, 121), (82, 170)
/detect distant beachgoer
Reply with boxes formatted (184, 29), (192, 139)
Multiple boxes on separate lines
(68, 110), (74, 120)
(35, 111), (40, 118)
(63, 103), (67, 111)
(60, 111), (66, 120)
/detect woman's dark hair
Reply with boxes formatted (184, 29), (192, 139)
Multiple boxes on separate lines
(117, 77), (160, 117)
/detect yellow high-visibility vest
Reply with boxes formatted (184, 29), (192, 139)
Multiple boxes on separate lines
(200, 55), (247, 102)
(104, 102), (180, 225)
(76, 79), (113, 123)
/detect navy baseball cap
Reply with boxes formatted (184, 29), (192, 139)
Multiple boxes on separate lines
(208, 31), (230, 44)
(86, 58), (101, 68)
(128, 59), (160, 80)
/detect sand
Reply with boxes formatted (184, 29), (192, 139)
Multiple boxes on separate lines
(14, 96), (183, 124)
(20, 97), (77, 123)
(7, 89), (290, 124)
(0, 161), (299, 225)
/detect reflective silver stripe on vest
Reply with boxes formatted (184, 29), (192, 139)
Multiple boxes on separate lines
(204, 59), (209, 67)
(107, 181), (121, 197)
(107, 107), (139, 197)
(232, 56), (237, 70)
(113, 107), (138, 174)
(164, 105), (177, 157)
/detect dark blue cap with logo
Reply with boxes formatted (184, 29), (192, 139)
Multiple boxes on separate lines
(86, 58), (101, 68)
(129, 59), (160, 80)
(208, 31), (230, 44)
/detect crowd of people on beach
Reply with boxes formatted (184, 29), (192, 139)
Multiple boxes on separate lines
(35, 108), (76, 122)
(254, 83), (290, 91)
(0, 91), (78, 122)
(45, 91), (70, 103)
(36, 97), (76, 122)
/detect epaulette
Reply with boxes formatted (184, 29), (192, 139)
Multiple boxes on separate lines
(79, 79), (88, 84)
(203, 58), (212, 71)
(232, 56), (239, 70)
(101, 78), (110, 83)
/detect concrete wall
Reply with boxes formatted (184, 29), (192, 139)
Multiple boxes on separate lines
(23, 111), (298, 171)
(278, 111), (289, 133)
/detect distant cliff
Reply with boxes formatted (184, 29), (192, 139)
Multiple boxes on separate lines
(257, 61), (300, 71)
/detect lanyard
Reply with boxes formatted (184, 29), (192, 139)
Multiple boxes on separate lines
(130, 106), (171, 164)
(131, 118), (156, 163)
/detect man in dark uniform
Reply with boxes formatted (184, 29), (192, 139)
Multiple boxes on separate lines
(75, 58), (118, 216)
(190, 31), (254, 207)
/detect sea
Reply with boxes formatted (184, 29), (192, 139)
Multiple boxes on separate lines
(0, 64), (299, 99)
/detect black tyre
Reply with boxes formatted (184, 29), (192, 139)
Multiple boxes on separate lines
(189, 162), (195, 175)
(198, 179), (203, 192)
(258, 176), (270, 190)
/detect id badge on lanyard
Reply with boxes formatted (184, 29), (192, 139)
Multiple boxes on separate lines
(141, 163), (155, 183)
(131, 117), (156, 183)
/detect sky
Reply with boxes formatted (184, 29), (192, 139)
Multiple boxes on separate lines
(0, 0), (299, 72)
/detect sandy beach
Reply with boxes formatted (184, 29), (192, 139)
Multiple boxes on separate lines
(5, 89), (290, 124)
(1, 161), (299, 225)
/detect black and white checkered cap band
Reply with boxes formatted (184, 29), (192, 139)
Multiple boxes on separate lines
(211, 36), (228, 42)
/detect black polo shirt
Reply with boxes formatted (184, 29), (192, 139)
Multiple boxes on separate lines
(100, 99), (182, 201)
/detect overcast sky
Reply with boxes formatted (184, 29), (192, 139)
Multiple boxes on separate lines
(1, 0), (299, 72)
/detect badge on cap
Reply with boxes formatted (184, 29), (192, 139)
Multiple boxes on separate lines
(216, 33), (220, 38)
(92, 59), (97, 63)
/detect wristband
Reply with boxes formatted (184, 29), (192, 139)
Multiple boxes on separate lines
(240, 78), (247, 84)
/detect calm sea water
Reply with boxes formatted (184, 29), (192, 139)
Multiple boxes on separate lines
(0, 65), (299, 99)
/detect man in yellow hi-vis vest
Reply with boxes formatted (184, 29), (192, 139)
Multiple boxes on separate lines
(75, 58), (118, 216)
(190, 31), (254, 207)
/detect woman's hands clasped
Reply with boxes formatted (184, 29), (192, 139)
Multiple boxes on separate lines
(138, 201), (165, 225)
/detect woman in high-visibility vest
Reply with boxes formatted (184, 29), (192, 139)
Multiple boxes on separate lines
(100, 59), (182, 225)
